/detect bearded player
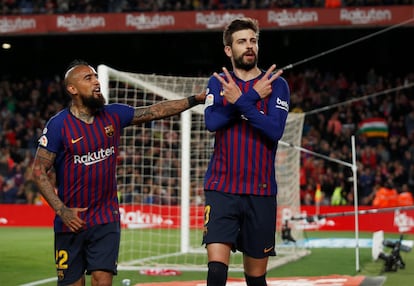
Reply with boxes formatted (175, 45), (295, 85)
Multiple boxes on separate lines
(202, 18), (290, 286)
(32, 59), (205, 286)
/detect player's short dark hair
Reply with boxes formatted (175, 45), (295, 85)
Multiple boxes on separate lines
(64, 59), (90, 86)
(66, 59), (89, 73)
(223, 17), (259, 47)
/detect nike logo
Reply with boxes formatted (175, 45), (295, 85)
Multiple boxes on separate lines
(71, 136), (84, 144)
(263, 246), (274, 253)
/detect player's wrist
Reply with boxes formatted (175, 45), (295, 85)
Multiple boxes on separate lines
(55, 206), (65, 216)
(187, 95), (201, 108)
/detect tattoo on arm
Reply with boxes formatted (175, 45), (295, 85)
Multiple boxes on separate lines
(132, 107), (157, 123)
(131, 98), (190, 125)
(32, 148), (64, 213)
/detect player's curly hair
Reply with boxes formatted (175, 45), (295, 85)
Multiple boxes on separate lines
(223, 17), (259, 47)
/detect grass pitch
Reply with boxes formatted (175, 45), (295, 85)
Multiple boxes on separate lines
(0, 227), (412, 286)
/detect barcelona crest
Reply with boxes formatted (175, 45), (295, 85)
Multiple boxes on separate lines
(104, 125), (114, 137)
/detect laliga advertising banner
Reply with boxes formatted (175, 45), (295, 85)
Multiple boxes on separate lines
(119, 204), (204, 229)
(0, 6), (413, 35)
(1, 204), (414, 234)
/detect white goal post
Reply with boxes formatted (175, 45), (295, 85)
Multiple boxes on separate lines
(97, 64), (309, 271)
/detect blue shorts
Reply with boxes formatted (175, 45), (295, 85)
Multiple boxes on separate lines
(202, 190), (277, 258)
(55, 222), (120, 285)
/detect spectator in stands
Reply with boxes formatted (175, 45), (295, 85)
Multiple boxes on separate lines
(31, 59), (205, 286)
(1, 178), (22, 203)
(18, 0), (35, 14)
(107, 0), (125, 12)
(301, 181), (316, 205)
(161, 185), (178, 205)
(372, 181), (399, 208)
(190, 182), (205, 205)
(397, 183), (414, 206)
(118, 179), (134, 204)
(331, 182), (348, 206)
(360, 145), (378, 170)
(319, 167), (337, 203)
(326, 110), (342, 143)
(376, 142), (390, 163)
(142, 180), (162, 205)
(358, 164), (376, 205)
(21, 167), (41, 204)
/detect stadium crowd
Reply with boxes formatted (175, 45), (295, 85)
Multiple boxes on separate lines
(288, 69), (414, 207)
(0, 0), (412, 14)
(0, 67), (413, 207)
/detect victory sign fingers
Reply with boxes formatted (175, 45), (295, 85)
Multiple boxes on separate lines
(254, 64), (283, 99)
(213, 67), (242, 104)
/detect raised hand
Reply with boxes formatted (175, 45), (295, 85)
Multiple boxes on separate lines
(213, 67), (242, 104)
(253, 64), (283, 99)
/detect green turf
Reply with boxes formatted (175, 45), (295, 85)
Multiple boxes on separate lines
(0, 227), (412, 285)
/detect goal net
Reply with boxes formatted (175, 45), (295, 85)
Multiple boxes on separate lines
(97, 64), (309, 272)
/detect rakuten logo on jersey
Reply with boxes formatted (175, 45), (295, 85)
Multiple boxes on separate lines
(276, 97), (289, 112)
(74, 146), (115, 166)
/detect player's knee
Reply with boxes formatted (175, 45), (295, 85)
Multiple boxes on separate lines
(245, 272), (267, 286)
(207, 261), (228, 286)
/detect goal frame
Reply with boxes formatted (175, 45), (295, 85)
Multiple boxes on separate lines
(97, 64), (309, 271)
(98, 64), (199, 255)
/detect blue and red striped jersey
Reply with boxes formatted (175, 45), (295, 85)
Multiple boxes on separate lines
(38, 103), (134, 232)
(203, 70), (290, 196)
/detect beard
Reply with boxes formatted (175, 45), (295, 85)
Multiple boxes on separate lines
(82, 94), (105, 114)
(233, 51), (257, 71)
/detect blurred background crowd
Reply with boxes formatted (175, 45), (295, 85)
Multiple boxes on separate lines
(289, 69), (414, 208)
(1, 67), (413, 207)
(0, 0), (413, 14)
(1, 1), (413, 208)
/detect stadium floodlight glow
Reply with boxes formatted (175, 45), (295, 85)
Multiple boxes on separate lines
(378, 235), (412, 272)
(2, 43), (11, 49)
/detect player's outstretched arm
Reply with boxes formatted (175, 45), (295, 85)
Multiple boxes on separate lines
(131, 90), (206, 125)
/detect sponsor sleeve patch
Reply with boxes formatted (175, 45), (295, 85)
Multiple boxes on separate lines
(39, 135), (48, 147)
(205, 94), (214, 107)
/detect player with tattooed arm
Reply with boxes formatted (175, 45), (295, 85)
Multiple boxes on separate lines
(32, 59), (205, 286)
